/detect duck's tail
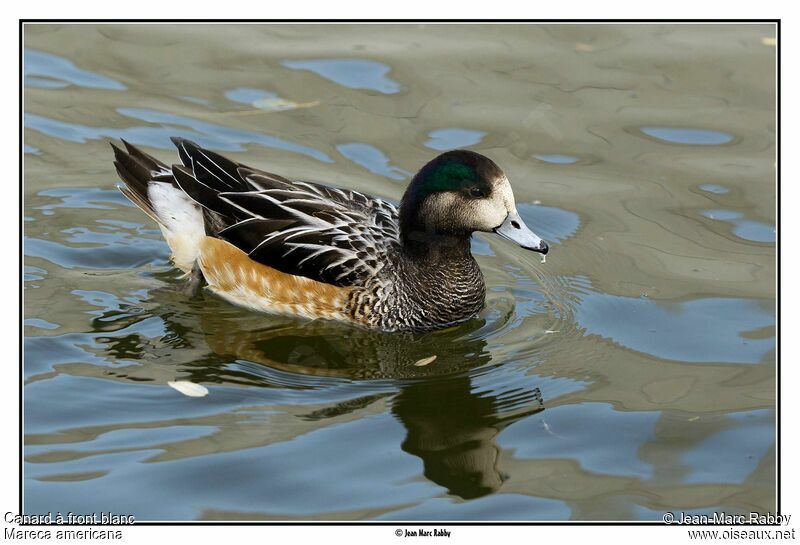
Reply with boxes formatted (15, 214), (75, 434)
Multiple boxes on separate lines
(111, 139), (173, 223)
(111, 139), (206, 273)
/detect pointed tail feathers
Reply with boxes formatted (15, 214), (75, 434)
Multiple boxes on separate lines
(111, 140), (205, 272)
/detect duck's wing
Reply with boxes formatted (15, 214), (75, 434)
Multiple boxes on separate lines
(217, 184), (400, 288)
(171, 138), (401, 288)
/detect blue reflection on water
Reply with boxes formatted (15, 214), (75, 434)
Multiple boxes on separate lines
(576, 295), (774, 364)
(701, 209), (743, 221)
(24, 375), (223, 436)
(118, 108), (333, 163)
(225, 87), (278, 105)
(733, 221), (776, 243)
(378, 494), (571, 521)
(225, 88), (300, 111)
(26, 187), (170, 270)
(682, 409), (774, 484)
(24, 49), (126, 91)
(24, 318), (60, 331)
(698, 183), (730, 194)
(517, 203), (580, 244)
(36, 188), (130, 211)
(23, 408), (421, 519)
(24, 265), (47, 282)
(178, 96), (210, 106)
(534, 154), (580, 165)
(25, 235), (168, 271)
(640, 127), (734, 145)
(25, 77), (70, 90)
(24, 110), (333, 163)
(26, 113), (196, 148)
(59, 426), (218, 453)
(500, 402), (659, 479)
(633, 504), (726, 521)
(336, 143), (410, 180)
(282, 58), (401, 94)
(424, 128), (486, 151)
(701, 209), (775, 243)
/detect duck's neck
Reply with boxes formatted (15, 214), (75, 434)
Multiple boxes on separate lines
(385, 232), (485, 331)
(401, 231), (473, 264)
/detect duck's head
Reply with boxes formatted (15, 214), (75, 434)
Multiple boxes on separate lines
(400, 150), (548, 254)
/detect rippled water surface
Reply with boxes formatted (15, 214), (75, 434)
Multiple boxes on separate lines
(23, 24), (776, 521)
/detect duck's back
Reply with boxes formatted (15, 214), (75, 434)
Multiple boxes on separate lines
(112, 139), (412, 325)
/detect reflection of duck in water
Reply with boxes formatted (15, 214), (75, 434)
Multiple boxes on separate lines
(393, 378), (543, 499)
(202, 307), (546, 499)
(90, 288), (494, 380)
(198, 308), (491, 380)
(111, 138), (547, 332)
(91, 296), (544, 499)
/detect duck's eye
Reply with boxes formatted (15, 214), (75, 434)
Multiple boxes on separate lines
(469, 187), (485, 198)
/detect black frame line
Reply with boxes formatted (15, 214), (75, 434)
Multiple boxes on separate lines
(19, 17), (781, 527)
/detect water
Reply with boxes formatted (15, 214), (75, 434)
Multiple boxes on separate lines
(638, 127), (735, 146)
(23, 24), (776, 521)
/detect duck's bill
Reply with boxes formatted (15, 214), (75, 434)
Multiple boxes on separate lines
(493, 211), (549, 254)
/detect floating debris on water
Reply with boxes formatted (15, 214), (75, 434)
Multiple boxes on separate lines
(414, 355), (437, 367)
(167, 380), (209, 397)
(541, 419), (562, 438)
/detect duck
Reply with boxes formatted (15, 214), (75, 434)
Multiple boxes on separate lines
(111, 138), (548, 332)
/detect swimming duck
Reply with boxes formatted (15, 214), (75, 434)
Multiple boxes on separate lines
(111, 138), (548, 332)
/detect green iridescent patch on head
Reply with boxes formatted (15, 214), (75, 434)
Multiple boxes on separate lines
(419, 162), (477, 194)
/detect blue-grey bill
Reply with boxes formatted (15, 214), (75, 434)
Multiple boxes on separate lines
(493, 211), (549, 254)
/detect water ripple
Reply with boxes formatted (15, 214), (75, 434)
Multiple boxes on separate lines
(533, 154), (580, 165)
(424, 128), (486, 151)
(282, 58), (401, 94)
(576, 294), (774, 364)
(24, 49), (126, 91)
(25, 111), (334, 164)
(638, 127), (735, 146)
(336, 143), (410, 180)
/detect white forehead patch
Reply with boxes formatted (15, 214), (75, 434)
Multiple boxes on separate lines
(493, 176), (516, 210)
